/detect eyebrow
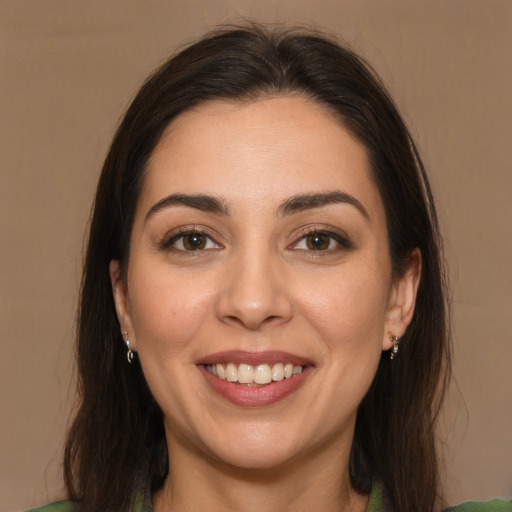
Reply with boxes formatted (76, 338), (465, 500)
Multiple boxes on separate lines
(144, 194), (230, 223)
(144, 190), (369, 223)
(278, 191), (370, 220)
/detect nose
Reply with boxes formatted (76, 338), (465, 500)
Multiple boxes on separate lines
(215, 250), (293, 330)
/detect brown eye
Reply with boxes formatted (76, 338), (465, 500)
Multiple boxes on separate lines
(182, 233), (207, 250)
(292, 229), (351, 253)
(165, 230), (220, 252)
(305, 233), (331, 250)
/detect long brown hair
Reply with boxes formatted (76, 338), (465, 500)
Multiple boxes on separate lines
(64, 24), (451, 511)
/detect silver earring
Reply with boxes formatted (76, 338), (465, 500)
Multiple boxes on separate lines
(121, 331), (134, 363)
(390, 335), (400, 360)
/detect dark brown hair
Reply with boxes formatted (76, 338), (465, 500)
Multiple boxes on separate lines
(64, 24), (451, 512)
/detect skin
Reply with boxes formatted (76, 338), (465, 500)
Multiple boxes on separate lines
(110, 96), (421, 512)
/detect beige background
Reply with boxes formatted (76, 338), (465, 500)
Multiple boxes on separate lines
(1, 1), (511, 510)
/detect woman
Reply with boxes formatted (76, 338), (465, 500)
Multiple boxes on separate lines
(29, 25), (510, 512)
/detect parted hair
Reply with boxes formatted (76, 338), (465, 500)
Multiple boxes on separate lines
(64, 24), (451, 512)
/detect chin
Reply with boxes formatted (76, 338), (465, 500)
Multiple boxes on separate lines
(207, 423), (331, 473)
(211, 443), (301, 472)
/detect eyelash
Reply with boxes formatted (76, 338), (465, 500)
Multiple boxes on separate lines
(292, 227), (352, 253)
(160, 227), (222, 252)
(160, 226), (351, 254)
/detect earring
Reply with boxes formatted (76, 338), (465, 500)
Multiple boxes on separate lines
(390, 335), (400, 360)
(121, 331), (134, 363)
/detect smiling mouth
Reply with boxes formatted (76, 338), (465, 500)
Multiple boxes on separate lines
(204, 362), (305, 386)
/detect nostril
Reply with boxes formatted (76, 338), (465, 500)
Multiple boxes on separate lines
(225, 315), (242, 325)
(223, 313), (288, 330)
(215, 276), (294, 330)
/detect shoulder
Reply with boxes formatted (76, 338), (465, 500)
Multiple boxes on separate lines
(444, 499), (512, 512)
(25, 502), (77, 512)
(24, 496), (152, 512)
(367, 482), (511, 512)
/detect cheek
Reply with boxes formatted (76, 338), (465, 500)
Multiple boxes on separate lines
(299, 265), (391, 350)
(127, 264), (216, 357)
(126, 265), (219, 418)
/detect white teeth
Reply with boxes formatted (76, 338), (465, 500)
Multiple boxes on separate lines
(272, 363), (285, 381)
(206, 362), (305, 385)
(237, 364), (253, 384)
(254, 364), (272, 384)
(225, 363), (238, 382)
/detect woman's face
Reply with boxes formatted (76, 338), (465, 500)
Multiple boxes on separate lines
(111, 96), (419, 471)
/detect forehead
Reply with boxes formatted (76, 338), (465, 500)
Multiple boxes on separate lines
(141, 96), (383, 217)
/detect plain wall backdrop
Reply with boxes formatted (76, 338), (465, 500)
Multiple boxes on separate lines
(1, 1), (511, 510)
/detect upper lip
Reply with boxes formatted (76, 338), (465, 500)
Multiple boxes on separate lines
(196, 350), (313, 367)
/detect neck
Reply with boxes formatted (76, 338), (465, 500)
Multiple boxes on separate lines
(153, 436), (369, 512)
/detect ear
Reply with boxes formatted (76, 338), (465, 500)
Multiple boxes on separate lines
(109, 260), (137, 350)
(383, 249), (422, 351)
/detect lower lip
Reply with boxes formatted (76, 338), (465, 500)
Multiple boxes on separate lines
(199, 366), (312, 407)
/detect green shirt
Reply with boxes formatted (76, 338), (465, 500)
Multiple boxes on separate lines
(27, 484), (512, 512)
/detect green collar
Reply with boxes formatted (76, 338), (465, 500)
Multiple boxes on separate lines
(367, 481), (385, 512)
